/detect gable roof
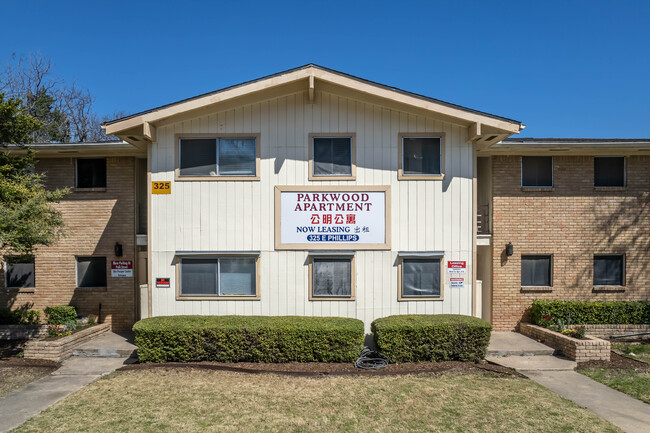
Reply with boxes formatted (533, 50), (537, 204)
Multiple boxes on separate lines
(102, 64), (525, 146)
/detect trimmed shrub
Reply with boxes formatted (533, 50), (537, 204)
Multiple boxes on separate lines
(372, 314), (492, 363)
(0, 308), (41, 325)
(133, 315), (365, 363)
(44, 305), (77, 325)
(530, 300), (650, 326)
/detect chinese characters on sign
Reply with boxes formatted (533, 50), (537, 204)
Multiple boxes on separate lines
(278, 188), (388, 248)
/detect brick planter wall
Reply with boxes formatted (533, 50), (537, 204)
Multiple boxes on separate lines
(580, 324), (650, 340)
(519, 322), (610, 362)
(0, 325), (47, 340)
(23, 323), (110, 362)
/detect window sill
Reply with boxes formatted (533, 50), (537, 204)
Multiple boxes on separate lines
(74, 187), (106, 192)
(75, 287), (108, 292)
(175, 175), (260, 182)
(2, 288), (35, 294)
(398, 174), (445, 181)
(521, 187), (554, 192)
(176, 295), (261, 301)
(521, 286), (553, 293)
(592, 286), (625, 293)
(308, 175), (356, 181)
(398, 296), (444, 301)
(309, 296), (355, 301)
(594, 186), (627, 192)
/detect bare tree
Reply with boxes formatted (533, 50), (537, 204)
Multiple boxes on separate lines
(1, 53), (117, 143)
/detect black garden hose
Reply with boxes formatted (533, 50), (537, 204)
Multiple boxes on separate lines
(354, 347), (389, 370)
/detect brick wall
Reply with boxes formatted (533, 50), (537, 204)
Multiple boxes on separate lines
(0, 157), (137, 331)
(491, 155), (649, 331)
(519, 323), (610, 362)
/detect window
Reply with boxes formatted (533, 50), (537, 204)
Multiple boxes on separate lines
(308, 134), (355, 180)
(399, 134), (444, 180)
(76, 158), (106, 188)
(309, 255), (355, 299)
(521, 156), (553, 187)
(177, 135), (259, 179)
(594, 157), (625, 187)
(521, 255), (552, 287)
(399, 256), (442, 299)
(76, 257), (107, 288)
(178, 256), (258, 298)
(594, 255), (625, 286)
(4, 256), (35, 289)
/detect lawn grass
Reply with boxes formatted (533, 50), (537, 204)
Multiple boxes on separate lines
(14, 369), (622, 433)
(611, 343), (650, 364)
(0, 366), (53, 398)
(579, 367), (650, 405)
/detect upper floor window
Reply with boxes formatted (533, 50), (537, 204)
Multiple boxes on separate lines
(308, 134), (355, 180)
(398, 134), (445, 180)
(593, 255), (624, 286)
(76, 158), (106, 188)
(177, 135), (259, 180)
(594, 157), (625, 187)
(4, 255), (35, 289)
(521, 156), (553, 187)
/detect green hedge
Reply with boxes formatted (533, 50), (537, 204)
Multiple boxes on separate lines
(133, 315), (365, 363)
(530, 300), (650, 325)
(372, 314), (491, 363)
(44, 305), (77, 325)
(0, 308), (41, 325)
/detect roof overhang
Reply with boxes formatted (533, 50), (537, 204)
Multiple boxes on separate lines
(102, 64), (525, 146)
(0, 141), (145, 157)
(482, 138), (650, 156)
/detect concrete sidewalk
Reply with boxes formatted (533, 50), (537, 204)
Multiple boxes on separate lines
(0, 357), (130, 433)
(488, 333), (650, 433)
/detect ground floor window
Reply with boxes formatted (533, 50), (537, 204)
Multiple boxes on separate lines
(593, 255), (624, 286)
(309, 254), (355, 300)
(521, 255), (552, 287)
(398, 254), (442, 300)
(178, 255), (258, 298)
(4, 255), (35, 289)
(76, 257), (107, 288)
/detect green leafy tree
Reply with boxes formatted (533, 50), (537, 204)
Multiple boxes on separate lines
(0, 93), (69, 256)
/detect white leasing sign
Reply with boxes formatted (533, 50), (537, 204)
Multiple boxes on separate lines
(276, 186), (390, 250)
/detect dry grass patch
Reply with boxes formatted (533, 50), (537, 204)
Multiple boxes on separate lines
(0, 366), (54, 398)
(15, 369), (621, 433)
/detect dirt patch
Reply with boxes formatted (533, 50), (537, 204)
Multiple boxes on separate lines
(119, 359), (524, 378)
(0, 340), (27, 358)
(577, 351), (650, 371)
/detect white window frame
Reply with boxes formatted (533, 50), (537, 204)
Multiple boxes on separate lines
(175, 252), (260, 300)
(175, 134), (261, 181)
(398, 133), (445, 181)
(308, 251), (355, 300)
(397, 252), (444, 301)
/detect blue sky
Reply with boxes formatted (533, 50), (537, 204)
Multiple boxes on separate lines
(2, 0), (649, 138)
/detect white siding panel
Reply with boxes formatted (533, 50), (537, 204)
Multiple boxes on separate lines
(149, 90), (475, 331)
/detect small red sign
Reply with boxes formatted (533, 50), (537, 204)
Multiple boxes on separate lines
(447, 261), (467, 274)
(156, 278), (170, 288)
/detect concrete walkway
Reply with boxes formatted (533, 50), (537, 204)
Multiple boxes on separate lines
(73, 331), (137, 358)
(488, 332), (650, 433)
(0, 356), (130, 433)
(487, 331), (555, 356)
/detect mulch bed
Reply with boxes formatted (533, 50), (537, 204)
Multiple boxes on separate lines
(119, 360), (525, 378)
(577, 351), (650, 371)
(0, 357), (60, 368)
